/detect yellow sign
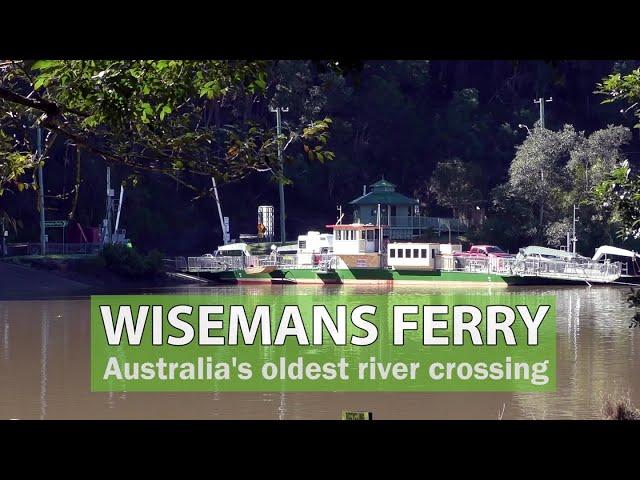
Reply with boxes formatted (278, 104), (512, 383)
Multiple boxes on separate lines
(341, 410), (373, 420)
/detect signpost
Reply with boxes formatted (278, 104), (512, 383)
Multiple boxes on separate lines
(44, 221), (68, 228)
(223, 217), (230, 244)
(44, 220), (68, 254)
(1, 217), (7, 256)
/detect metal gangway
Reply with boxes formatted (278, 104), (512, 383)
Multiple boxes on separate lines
(171, 256), (245, 273)
(448, 256), (622, 284)
(173, 253), (338, 274)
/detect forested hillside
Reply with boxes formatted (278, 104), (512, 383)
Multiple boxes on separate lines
(2, 60), (640, 255)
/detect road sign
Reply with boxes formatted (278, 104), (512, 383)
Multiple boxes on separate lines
(223, 217), (230, 244)
(44, 220), (68, 228)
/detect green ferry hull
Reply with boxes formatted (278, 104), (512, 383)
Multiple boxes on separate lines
(208, 267), (603, 286)
(213, 268), (511, 286)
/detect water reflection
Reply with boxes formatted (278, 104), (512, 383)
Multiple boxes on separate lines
(0, 284), (638, 419)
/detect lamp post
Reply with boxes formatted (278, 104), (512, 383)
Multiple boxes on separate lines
(36, 127), (46, 256)
(517, 123), (531, 135)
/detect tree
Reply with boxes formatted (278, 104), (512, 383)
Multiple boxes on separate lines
(0, 60), (333, 197)
(426, 158), (482, 218)
(597, 67), (640, 128)
(591, 67), (640, 241)
(592, 161), (640, 240)
(499, 124), (631, 249)
(507, 124), (577, 239)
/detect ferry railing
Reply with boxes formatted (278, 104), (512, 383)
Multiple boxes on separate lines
(446, 256), (513, 273)
(510, 257), (622, 282)
(440, 255), (622, 282)
(184, 256), (245, 272)
(16, 242), (102, 256)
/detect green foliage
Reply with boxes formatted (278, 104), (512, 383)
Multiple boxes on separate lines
(1, 60), (334, 195)
(425, 158), (482, 217)
(597, 68), (640, 128)
(497, 124), (631, 248)
(0, 130), (37, 195)
(100, 244), (163, 279)
(592, 160), (640, 240)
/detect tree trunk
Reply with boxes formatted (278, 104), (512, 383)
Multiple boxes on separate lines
(69, 147), (81, 220)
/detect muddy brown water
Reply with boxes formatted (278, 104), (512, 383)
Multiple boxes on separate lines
(1, 284), (639, 419)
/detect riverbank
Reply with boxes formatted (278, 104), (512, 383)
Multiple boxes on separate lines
(0, 255), (200, 300)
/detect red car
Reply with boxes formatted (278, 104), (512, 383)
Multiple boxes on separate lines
(453, 245), (513, 258)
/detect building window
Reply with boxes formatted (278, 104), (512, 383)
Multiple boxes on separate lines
(336, 231), (341, 240)
(405, 248), (411, 258)
(413, 248), (419, 258)
(432, 249), (436, 259)
(398, 249), (404, 258)
(421, 249), (427, 258)
(390, 249), (396, 258)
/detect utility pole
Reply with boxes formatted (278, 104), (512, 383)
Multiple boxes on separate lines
(1, 217), (6, 256)
(270, 106), (289, 244)
(534, 97), (552, 240)
(211, 177), (228, 245)
(36, 127), (46, 256)
(534, 97), (552, 129)
(103, 166), (114, 245)
(572, 204), (579, 255)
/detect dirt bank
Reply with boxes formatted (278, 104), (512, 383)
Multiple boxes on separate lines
(0, 257), (202, 300)
(0, 261), (92, 299)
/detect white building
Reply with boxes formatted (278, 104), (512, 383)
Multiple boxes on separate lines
(387, 242), (462, 270)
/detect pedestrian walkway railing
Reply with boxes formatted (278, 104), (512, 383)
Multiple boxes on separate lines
(173, 252), (623, 283)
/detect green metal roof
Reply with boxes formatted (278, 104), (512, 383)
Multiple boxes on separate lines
(349, 191), (418, 206)
(369, 178), (396, 191)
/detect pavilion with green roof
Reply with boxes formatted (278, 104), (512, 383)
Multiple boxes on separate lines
(348, 177), (465, 240)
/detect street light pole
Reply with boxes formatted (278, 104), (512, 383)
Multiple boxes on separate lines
(270, 106), (289, 244)
(572, 204), (579, 255)
(36, 127), (46, 256)
(533, 97), (552, 241)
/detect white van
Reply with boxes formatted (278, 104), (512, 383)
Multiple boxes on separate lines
(214, 242), (251, 257)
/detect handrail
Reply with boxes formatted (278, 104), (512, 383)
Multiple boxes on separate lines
(174, 252), (623, 283)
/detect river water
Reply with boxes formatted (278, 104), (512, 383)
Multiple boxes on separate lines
(1, 284), (639, 419)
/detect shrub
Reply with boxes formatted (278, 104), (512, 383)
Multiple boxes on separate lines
(100, 244), (164, 279)
(601, 393), (640, 420)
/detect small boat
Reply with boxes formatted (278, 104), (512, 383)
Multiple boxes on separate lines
(592, 245), (640, 284)
(514, 245), (621, 284)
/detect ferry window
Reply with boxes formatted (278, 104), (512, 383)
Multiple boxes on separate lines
(421, 249), (427, 258)
(350, 230), (356, 241)
(432, 249), (436, 259)
(413, 248), (419, 258)
(298, 240), (307, 249)
(390, 249), (396, 258)
(335, 231), (341, 240)
(398, 249), (404, 258)
(405, 248), (411, 258)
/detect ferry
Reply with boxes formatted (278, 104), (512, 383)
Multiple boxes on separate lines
(188, 223), (623, 287)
